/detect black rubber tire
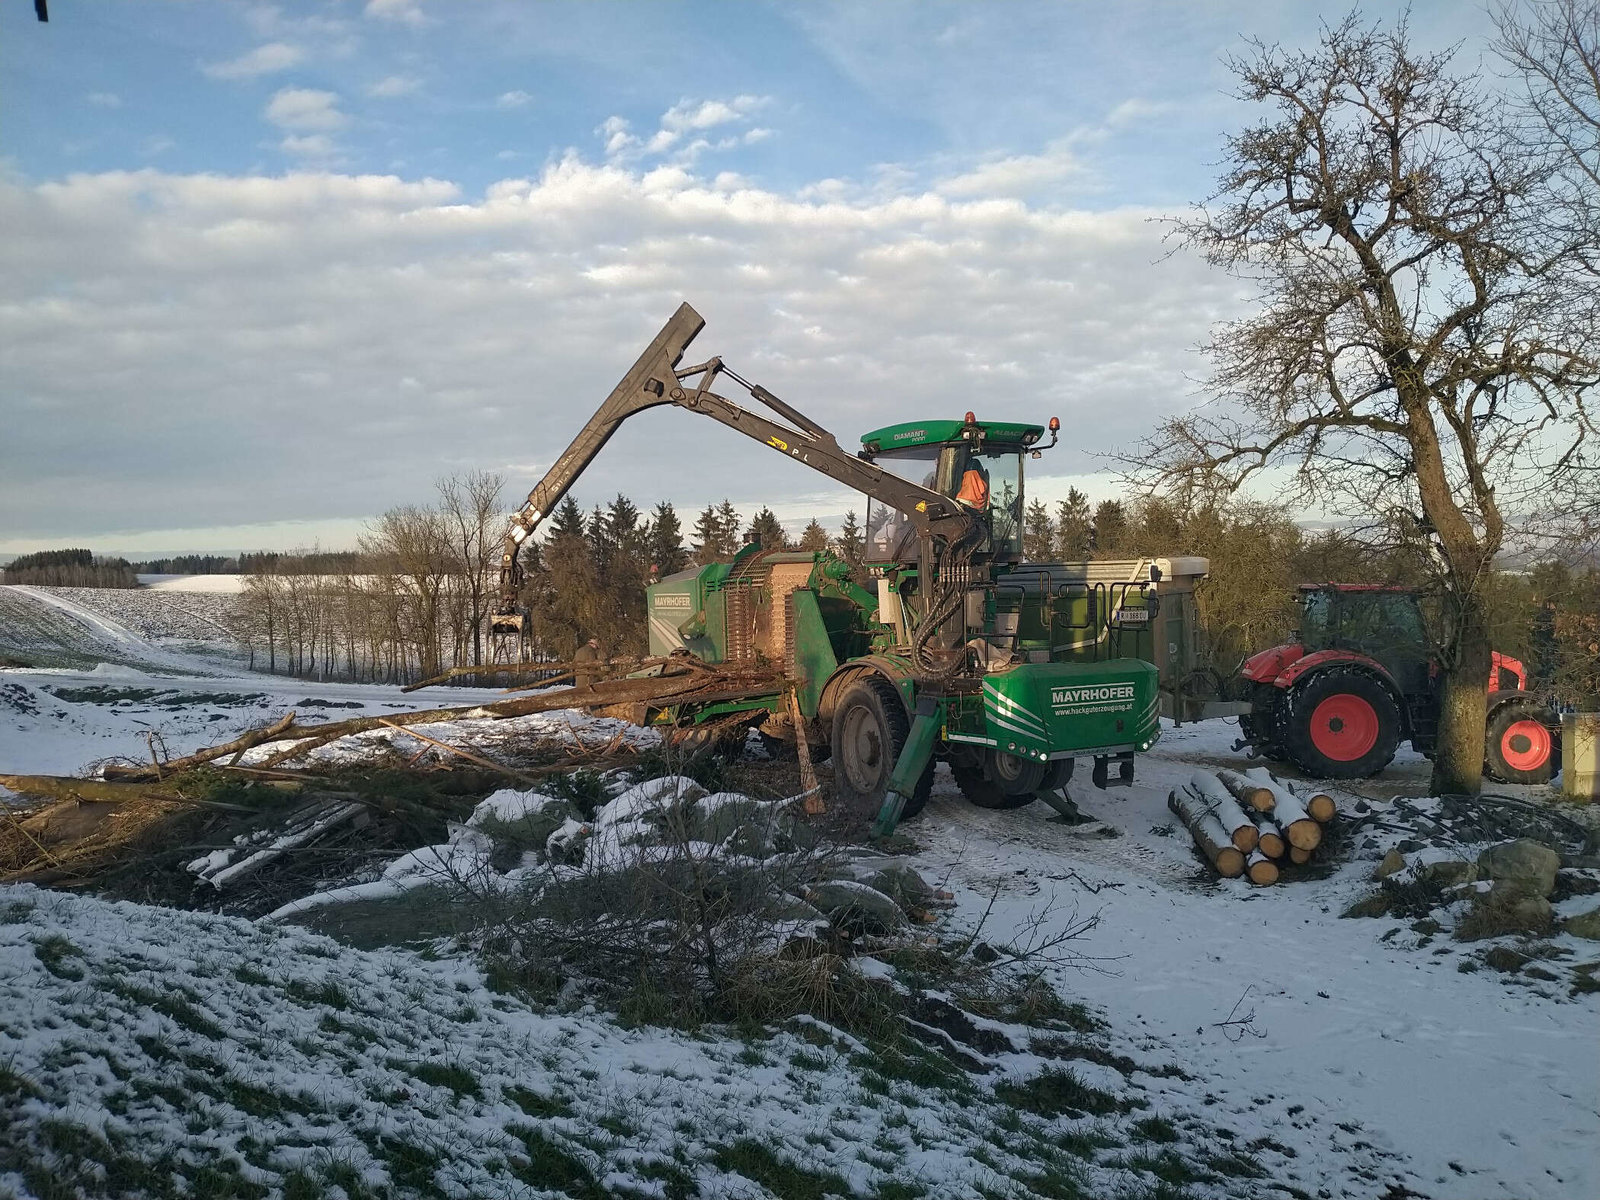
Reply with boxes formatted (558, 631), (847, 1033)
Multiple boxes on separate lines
(1485, 699), (1559, 785)
(1281, 669), (1402, 779)
(952, 750), (1045, 810)
(829, 676), (933, 820)
(1039, 757), (1075, 792)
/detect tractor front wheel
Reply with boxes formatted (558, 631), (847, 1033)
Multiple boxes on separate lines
(830, 676), (933, 820)
(1485, 700), (1558, 785)
(1281, 670), (1402, 779)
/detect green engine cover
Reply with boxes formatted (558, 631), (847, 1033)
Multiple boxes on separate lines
(948, 659), (1161, 761)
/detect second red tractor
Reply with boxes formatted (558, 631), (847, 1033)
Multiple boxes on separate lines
(1233, 584), (1559, 784)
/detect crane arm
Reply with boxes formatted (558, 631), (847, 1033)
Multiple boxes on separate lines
(494, 301), (974, 622)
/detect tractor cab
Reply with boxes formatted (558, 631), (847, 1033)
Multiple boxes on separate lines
(858, 414), (1053, 563)
(1297, 584), (1432, 697)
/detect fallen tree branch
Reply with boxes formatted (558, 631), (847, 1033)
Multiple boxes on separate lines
(96, 662), (782, 783)
(375, 718), (541, 786)
(100, 712), (296, 782)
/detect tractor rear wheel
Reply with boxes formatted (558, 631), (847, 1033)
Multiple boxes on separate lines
(830, 676), (933, 820)
(1281, 670), (1401, 779)
(1485, 700), (1558, 784)
(952, 748), (1046, 810)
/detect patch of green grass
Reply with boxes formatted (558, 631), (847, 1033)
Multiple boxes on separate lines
(283, 977), (350, 1010)
(318, 1012), (379, 1046)
(234, 963), (274, 987)
(0, 899), (36, 924)
(712, 1139), (853, 1200)
(389, 1059), (481, 1101)
(1030, 1035), (1135, 1076)
(789, 1048), (832, 1072)
(1200, 1148), (1267, 1178)
(105, 977), (224, 1038)
(862, 1039), (972, 1095)
(1130, 1116), (1180, 1144)
(32, 934), (85, 981)
(873, 1183), (928, 1200)
(505, 1084), (571, 1118)
(377, 1134), (450, 1200)
(1015, 1164), (1086, 1199)
(994, 1068), (1125, 1118)
(1123, 1149), (1205, 1187)
(638, 1158), (697, 1200)
(0, 1060), (43, 1100)
(507, 1127), (605, 1199)
(281, 1170), (326, 1200)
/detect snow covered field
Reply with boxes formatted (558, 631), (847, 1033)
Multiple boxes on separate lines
(1, 592), (1596, 1199)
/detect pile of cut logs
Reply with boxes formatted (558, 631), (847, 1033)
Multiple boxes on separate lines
(1168, 768), (1337, 886)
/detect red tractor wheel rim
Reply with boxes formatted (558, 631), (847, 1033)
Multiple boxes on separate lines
(1500, 719), (1551, 773)
(1309, 694), (1379, 761)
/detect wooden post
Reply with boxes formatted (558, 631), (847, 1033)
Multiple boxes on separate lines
(789, 688), (823, 814)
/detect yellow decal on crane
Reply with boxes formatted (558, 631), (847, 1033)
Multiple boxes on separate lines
(915, 501), (927, 512)
(768, 435), (789, 452)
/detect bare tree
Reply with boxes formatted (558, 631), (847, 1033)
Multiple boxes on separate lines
(438, 471), (505, 668)
(1133, 15), (1596, 792)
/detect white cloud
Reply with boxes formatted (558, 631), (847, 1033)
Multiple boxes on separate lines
(202, 42), (305, 81)
(364, 0), (426, 27)
(264, 88), (348, 131)
(608, 95), (772, 162)
(279, 134), (339, 160)
(1106, 98), (1174, 129)
(496, 90), (533, 109)
(0, 155), (1234, 545)
(85, 92), (122, 108)
(598, 116), (635, 157)
(937, 143), (1084, 198)
(367, 75), (420, 99)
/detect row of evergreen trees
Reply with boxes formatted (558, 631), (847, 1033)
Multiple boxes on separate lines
(1, 548), (138, 588)
(518, 496), (869, 658)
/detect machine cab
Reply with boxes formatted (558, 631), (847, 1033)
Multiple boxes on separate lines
(857, 416), (1047, 564)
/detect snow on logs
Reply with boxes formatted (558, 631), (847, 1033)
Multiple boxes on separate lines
(1186, 772), (1258, 852)
(1242, 768), (1321, 851)
(1178, 769), (1338, 885)
(1167, 787), (1245, 878)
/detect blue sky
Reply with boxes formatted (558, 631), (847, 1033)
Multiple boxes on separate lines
(1, 1), (1497, 555)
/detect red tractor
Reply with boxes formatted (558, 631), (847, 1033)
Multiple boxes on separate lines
(1233, 584), (1560, 784)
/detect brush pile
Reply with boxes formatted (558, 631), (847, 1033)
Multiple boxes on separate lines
(1168, 768), (1338, 886)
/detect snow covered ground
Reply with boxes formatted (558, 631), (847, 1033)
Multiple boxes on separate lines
(1, 593), (1596, 1199)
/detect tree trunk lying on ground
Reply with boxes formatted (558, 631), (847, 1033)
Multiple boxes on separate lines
(1245, 849), (1280, 886)
(1242, 769), (1321, 851)
(1252, 815), (1286, 860)
(1216, 768), (1275, 813)
(97, 661), (781, 782)
(1187, 772), (1259, 852)
(1168, 788), (1245, 878)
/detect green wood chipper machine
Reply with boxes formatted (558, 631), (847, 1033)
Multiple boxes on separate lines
(489, 303), (1165, 833)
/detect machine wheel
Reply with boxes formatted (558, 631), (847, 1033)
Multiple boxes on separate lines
(1039, 757), (1075, 792)
(1485, 700), (1558, 785)
(830, 676), (933, 820)
(1280, 670), (1402, 779)
(952, 749), (1047, 810)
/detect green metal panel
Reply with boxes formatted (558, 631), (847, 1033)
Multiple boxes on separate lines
(788, 588), (839, 717)
(949, 659), (1161, 760)
(860, 419), (1045, 452)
